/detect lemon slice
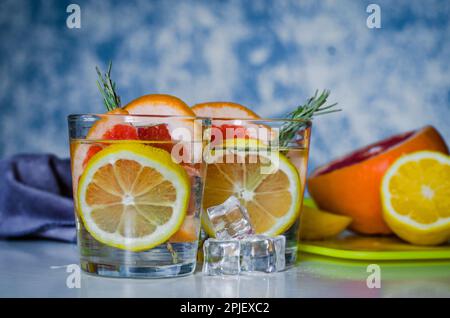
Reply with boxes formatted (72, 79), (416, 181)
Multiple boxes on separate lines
(381, 150), (450, 245)
(77, 143), (190, 251)
(202, 139), (302, 237)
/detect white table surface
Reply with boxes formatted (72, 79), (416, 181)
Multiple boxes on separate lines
(0, 240), (449, 298)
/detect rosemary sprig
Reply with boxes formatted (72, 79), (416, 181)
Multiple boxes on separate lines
(96, 61), (121, 111)
(279, 90), (340, 147)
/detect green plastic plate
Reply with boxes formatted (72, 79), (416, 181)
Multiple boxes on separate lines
(298, 233), (450, 261)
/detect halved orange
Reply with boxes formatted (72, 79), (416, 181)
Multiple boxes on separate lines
(77, 143), (191, 251)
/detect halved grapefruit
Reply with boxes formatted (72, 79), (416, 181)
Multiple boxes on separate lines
(307, 126), (449, 234)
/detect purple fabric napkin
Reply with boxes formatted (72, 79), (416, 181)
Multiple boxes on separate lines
(0, 154), (76, 242)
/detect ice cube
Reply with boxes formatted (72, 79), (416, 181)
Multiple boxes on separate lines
(202, 238), (241, 276)
(206, 196), (254, 240)
(272, 235), (286, 271)
(240, 235), (276, 273)
(240, 235), (286, 273)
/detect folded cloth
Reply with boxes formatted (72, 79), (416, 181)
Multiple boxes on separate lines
(0, 154), (76, 242)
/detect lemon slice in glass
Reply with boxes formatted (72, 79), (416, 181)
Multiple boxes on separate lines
(202, 139), (302, 237)
(77, 143), (190, 251)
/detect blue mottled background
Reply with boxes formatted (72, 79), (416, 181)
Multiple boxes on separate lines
(0, 0), (449, 171)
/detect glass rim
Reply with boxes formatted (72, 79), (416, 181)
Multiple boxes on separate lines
(68, 113), (312, 125)
(67, 113), (202, 121)
(196, 116), (312, 124)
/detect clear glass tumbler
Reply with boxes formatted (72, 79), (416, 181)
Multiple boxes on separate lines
(68, 114), (210, 278)
(201, 118), (311, 267)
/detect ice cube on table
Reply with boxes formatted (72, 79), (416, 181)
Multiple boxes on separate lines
(206, 196), (254, 240)
(202, 238), (241, 276)
(240, 235), (276, 273)
(272, 235), (286, 271)
(240, 235), (286, 273)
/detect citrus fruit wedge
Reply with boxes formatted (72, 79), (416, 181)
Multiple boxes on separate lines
(71, 108), (138, 201)
(381, 150), (450, 245)
(192, 101), (260, 119)
(77, 143), (190, 251)
(308, 126), (449, 234)
(300, 206), (352, 240)
(202, 139), (302, 237)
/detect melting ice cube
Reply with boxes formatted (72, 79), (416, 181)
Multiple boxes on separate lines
(272, 235), (286, 271)
(206, 196), (254, 240)
(240, 235), (286, 273)
(202, 238), (240, 276)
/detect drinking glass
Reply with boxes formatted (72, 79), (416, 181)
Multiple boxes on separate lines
(68, 114), (210, 278)
(201, 118), (311, 267)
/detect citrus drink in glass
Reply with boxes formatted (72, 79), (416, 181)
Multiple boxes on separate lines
(201, 119), (311, 267)
(68, 114), (209, 278)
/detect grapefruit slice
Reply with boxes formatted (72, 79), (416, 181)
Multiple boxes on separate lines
(77, 143), (190, 251)
(381, 151), (450, 245)
(125, 94), (195, 116)
(307, 126), (449, 234)
(125, 94), (201, 158)
(191, 101), (273, 145)
(192, 101), (260, 119)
